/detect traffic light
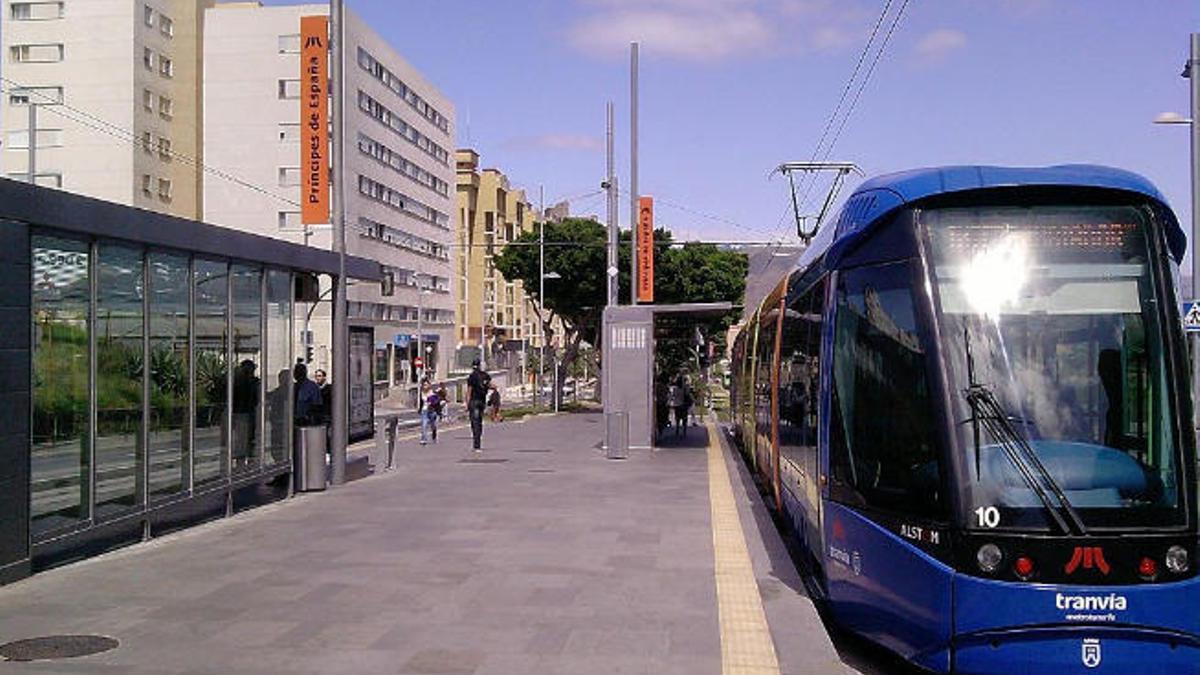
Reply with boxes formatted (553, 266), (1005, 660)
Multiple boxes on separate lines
(305, 345), (313, 363)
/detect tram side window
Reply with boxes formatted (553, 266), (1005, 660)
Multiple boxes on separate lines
(779, 280), (824, 468)
(755, 307), (779, 442)
(829, 262), (942, 519)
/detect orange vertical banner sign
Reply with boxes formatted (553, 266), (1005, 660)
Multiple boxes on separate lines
(637, 196), (654, 302)
(300, 15), (330, 225)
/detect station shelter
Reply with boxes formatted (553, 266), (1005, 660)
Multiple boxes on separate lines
(0, 178), (381, 584)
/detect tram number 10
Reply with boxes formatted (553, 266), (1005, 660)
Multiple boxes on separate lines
(975, 506), (1001, 528)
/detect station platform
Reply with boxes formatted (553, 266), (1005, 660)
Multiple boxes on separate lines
(0, 412), (851, 674)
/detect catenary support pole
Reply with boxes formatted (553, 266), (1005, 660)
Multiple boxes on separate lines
(606, 101), (617, 307)
(629, 42), (639, 305)
(539, 185), (546, 408)
(329, 0), (348, 486)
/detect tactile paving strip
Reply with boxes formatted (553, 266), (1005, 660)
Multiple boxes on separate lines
(705, 422), (781, 675)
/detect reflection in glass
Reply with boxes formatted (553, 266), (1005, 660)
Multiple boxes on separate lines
(194, 259), (228, 486)
(148, 252), (190, 497)
(31, 235), (90, 535)
(231, 265), (262, 472)
(928, 206), (1182, 530)
(95, 243), (144, 517)
(265, 269), (291, 465)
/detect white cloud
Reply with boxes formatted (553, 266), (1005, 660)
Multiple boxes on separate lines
(566, 0), (869, 62)
(569, 7), (774, 61)
(914, 28), (967, 60)
(502, 134), (605, 152)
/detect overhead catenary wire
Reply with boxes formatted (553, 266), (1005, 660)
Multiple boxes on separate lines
(780, 0), (895, 233)
(0, 76), (303, 208)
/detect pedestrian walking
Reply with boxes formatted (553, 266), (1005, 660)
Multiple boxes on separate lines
(419, 380), (440, 445)
(466, 358), (491, 452)
(487, 383), (503, 422)
(435, 382), (450, 422)
(667, 377), (686, 437)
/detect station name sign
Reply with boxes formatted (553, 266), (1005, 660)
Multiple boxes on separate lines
(637, 196), (654, 303)
(300, 15), (329, 225)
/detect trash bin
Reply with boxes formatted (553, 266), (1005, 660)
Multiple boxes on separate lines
(606, 412), (628, 460)
(294, 424), (328, 491)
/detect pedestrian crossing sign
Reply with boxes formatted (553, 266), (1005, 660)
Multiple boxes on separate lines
(1184, 301), (1200, 332)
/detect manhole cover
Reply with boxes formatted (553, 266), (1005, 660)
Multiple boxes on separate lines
(515, 448), (551, 453)
(458, 458), (509, 464)
(0, 635), (119, 662)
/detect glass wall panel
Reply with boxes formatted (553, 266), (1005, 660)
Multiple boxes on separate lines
(193, 259), (228, 486)
(95, 243), (144, 517)
(231, 265), (262, 472)
(265, 269), (291, 465)
(148, 251), (190, 497)
(31, 234), (90, 535)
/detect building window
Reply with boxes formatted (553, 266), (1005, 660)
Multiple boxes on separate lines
(278, 34), (300, 53)
(11, 43), (64, 63)
(157, 136), (171, 161)
(5, 128), (61, 149)
(278, 167), (300, 187)
(278, 123), (300, 142)
(11, 2), (63, 20)
(142, 89), (154, 112)
(142, 174), (153, 195)
(157, 178), (172, 201)
(277, 211), (301, 229)
(356, 47), (450, 136)
(141, 131), (153, 153)
(10, 86), (63, 106)
(143, 47), (155, 71)
(159, 96), (173, 119)
(277, 79), (300, 100)
(159, 55), (173, 78)
(160, 15), (173, 38)
(143, 4), (155, 27)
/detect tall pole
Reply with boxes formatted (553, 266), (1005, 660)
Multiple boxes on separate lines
(417, 283), (424, 383)
(26, 102), (36, 183)
(329, 0), (347, 486)
(629, 42), (639, 305)
(539, 185), (546, 409)
(606, 101), (617, 307)
(1190, 33), (1200, 430)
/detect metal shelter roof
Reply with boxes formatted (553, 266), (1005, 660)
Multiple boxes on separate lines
(1, 178), (383, 280)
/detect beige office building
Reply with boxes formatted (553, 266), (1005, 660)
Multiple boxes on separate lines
(203, 2), (457, 388)
(1, 0), (208, 218)
(456, 149), (551, 379)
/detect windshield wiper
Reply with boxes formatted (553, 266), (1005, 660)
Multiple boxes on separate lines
(962, 326), (1088, 536)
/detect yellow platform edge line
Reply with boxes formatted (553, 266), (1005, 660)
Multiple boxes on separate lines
(706, 421), (781, 675)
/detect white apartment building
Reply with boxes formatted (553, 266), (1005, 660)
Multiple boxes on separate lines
(203, 2), (457, 387)
(0, 0), (207, 218)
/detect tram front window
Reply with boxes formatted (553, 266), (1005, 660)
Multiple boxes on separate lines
(926, 205), (1184, 531)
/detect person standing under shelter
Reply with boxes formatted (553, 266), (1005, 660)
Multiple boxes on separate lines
(314, 369), (332, 425)
(466, 358), (491, 452)
(293, 362), (322, 426)
(667, 377), (686, 438)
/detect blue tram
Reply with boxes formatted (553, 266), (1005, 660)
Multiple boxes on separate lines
(729, 165), (1198, 673)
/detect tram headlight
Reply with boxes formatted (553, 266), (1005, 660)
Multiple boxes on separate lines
(1166, 545), (1189, 574)
(976, 543), (1003, 573)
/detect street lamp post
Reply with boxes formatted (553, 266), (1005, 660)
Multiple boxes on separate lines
(416, 280), (430, 385)
(1156, 33), (1200, 429)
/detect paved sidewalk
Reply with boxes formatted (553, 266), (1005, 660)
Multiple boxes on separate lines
(0, 413), (844, 674)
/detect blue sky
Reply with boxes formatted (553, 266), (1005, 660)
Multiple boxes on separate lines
(270, 0), (1198, 250)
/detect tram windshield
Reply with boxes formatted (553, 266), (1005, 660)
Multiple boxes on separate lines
(926, 205), (1185, 531)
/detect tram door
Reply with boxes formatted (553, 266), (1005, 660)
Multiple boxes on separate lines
(823, 262), (952, 666)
